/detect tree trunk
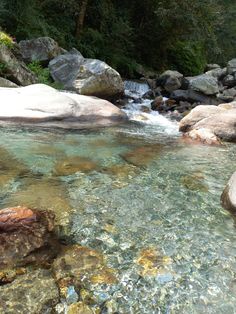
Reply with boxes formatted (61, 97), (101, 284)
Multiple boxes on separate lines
(75, 0), (88, 39)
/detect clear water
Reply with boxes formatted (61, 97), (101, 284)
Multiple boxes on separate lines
(0, 119), (236, 314)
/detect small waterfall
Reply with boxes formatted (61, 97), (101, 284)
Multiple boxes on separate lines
(124, 80), (150, 98)
(123, 80), (179, 135)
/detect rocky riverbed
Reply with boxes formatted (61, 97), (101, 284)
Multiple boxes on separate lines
(0, 123), (235, 313)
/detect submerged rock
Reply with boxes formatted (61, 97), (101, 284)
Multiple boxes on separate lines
(5, 178), (73, 234)
(102, 163), (139, 179)
(121, 144), (163, 167)
(221, 172), (236, 214)
(67, 302), (94, 314)
(0, 84), (127, 128)
(0, 269), (59, 314)
(135, 247), (172, 277)
(54, 156), (98, 176)
(53, 245), (117, 290)
(0, 206), (59, 270)
(180, 173), (209, 192)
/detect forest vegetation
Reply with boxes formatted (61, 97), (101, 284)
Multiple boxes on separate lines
(0, 0), (235, 77)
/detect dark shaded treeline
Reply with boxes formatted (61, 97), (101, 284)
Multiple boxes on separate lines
(0, 0), (235, 77)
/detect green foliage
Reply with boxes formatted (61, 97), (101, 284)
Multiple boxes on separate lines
(0, 62), (7, 76)
(168, 41), (207, 76)
(27, 61), (62, 89)
(0, 0), (235, 77)
(28, 61), (50, 84)
(0, 31), (14, 48)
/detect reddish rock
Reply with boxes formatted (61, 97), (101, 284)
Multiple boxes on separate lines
(0, 206), (59, 270)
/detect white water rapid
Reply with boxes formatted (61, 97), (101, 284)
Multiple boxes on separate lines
(123, 80), (179, 135)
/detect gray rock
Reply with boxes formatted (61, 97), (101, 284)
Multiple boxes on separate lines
(227, 59), (236, 75)
(0, 77), (18, 88)
(0, 269), (59, 314)
(157, 70), (183, 92)
(205, 67), (226, 80)
(164, 76), (181, 93)
(222, 73), (236, 87)
(49, 49), (124, 99)
(0, 84), (127, 128)
(188, 74), (219, 95)
(170, 89), (220, 105)
(217, 88), (236, 102)
(205, 64), (221, 71)
(49, 48), (84, 85)
(19, 37), (62, 64)
(0, 45), (37, 86)
(221, 172), (236, 213)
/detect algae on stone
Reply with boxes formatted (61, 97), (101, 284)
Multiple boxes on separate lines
(0, 269), (59, 314)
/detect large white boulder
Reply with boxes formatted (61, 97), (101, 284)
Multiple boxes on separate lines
(179, 103), (236, 143)
(0, 84), (127, 128)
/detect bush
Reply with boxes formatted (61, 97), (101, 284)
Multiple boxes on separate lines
(27, 61), (62, 89)
(168, 41), (207, 76)
(0, 31), (14, 48)
(0, 62), (7, 76)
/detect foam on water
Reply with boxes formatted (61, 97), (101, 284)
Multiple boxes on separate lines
(123, 80), (179, 135)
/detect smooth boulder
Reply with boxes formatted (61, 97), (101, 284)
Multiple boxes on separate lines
(157, 70), (183, 93)
(0, 84), (127, 128)
(188, 74), (219, 95)
(179, 103), (236, 143)
(221, 172), (236, 214)
(49, 49), (124, 99)
(179, 105), (226, 132)
(19, 37), (63, 64)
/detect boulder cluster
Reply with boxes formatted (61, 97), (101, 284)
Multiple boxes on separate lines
(0, 36), (124, 100)
(149, 63), (236, 116)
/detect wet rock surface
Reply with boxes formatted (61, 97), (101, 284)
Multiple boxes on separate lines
(5, 178), (73, 233)
(121, 144), (163, 167)
(0, 269), (59, 314)
(53, 245), (117, 289)
(0, 206), (59, 270)
(221, 171), (236, 214)
(54, 156), (98, 176)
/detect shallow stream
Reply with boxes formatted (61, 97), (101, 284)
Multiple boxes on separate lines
(0, 117), (236, 313)
(0, 82), (236, 313)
